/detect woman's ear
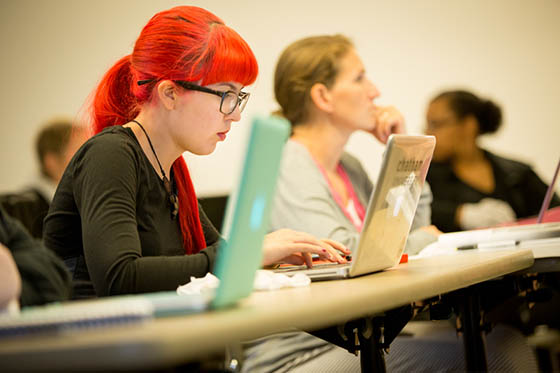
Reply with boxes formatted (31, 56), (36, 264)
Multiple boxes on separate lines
(463, 115), (480, 138)
(309, 83), (334, 113)
(156, 81), (178, 111)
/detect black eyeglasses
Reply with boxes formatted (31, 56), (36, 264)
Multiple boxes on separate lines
(137, 79), (249, 115)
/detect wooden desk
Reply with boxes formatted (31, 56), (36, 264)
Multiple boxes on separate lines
(521, 239), (560, 273)
(0, 249), (534, 371)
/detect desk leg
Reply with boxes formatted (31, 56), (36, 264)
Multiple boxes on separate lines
(358, 319), (386, 373)
(459, 287), (488, 372)
(311, 307), (410, 373)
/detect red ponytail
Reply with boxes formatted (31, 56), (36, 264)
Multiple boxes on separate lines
(173, 158), (206, 254)
(91, 55), (139, 133)
(88, 6), (258, 255)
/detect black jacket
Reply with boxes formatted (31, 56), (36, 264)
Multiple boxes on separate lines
(0, 206), (71, 307)
(427, 150), (560, 232)
(0, 188), (50, 239)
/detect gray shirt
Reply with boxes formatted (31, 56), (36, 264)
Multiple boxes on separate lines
(270, 140), (435, 254)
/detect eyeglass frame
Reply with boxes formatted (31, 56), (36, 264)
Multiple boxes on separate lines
(137, 79), (250, 115)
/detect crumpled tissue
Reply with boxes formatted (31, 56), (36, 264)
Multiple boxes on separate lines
(253, 270), (310, 291)
(177, 272), (219, 296)
(176, 270), (310, 295)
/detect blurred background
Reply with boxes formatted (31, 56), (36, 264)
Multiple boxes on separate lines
(1, 0), (559, 197)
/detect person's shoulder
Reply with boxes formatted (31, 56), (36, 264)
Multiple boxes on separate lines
(485, 150), (533, 173)
(85, 126), (137, 148)
(76, 126), (141, 163)
(340, 151), (365, 172)
(277, 140), (324, 193)
(282, 140), (311, 161)
(280, 140), (317, 172)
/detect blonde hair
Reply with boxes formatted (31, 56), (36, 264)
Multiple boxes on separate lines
(274, 35), (354, 127)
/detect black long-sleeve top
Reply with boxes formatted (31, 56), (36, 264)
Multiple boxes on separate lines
(427, 149), (560, 232)
(44, 126), (222, 299)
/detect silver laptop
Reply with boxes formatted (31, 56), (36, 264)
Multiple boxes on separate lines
(275, 135), (436, 281)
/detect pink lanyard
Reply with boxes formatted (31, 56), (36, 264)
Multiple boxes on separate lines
(315, 160), (367, 232)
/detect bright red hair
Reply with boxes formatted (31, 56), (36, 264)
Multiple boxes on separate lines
(89, 6), (258, 254)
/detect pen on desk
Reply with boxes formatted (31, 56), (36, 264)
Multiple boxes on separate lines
(458, 240), (519, 251)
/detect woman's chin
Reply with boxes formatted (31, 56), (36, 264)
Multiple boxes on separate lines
(193, 143), (218, 156)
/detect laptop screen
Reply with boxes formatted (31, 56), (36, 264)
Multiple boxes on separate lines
(211, 116), (290, 308)
(537, 157), (560, 223)
(349, 135), (435, 277)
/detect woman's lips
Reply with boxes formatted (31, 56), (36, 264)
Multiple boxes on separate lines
(217, 132), (227, 141)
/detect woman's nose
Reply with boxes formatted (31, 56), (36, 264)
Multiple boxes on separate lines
(368, 80), (380, 99)
(228, 105), (242, 122)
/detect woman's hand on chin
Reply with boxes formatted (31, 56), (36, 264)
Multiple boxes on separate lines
(370, 106), (406, 144)
(261, 229), (351, 268)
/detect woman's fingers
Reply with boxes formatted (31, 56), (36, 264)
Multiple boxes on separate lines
(372, 106), (406, 144)
(302, 252), (313, 268)
(283, 243), (344, 264)
(282, 254), (306, 266)
(321, 238), (351, 255)
(290, 234), (349, 264)
(315, 240), (347, 263)
(278, 252), (312, 268)
(282, 243), (334, 258)
(290, 230), (339, 250)
(261, 229), (350, 267)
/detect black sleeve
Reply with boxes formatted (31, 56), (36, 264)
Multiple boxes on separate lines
(0, 207), (71, 306)
(431, 199), (461, 232)
(73, 139), (220, 295)
(198, 204), (223, 273)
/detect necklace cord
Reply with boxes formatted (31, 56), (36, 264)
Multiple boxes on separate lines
(131, 120), (167, 179)
(131, 119), (178, 219)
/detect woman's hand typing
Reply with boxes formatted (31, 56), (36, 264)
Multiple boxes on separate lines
(261, 229), (351, 268)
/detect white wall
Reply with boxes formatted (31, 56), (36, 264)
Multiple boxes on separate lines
(1, 0), (559, 198)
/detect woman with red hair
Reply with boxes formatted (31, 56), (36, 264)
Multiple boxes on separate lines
(43, 6), (348, 299)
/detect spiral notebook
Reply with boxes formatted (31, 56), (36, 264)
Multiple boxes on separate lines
(0, 297), (154, 338)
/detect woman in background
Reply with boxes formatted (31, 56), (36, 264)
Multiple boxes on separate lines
(425, 90), (560, 232)
(269, 34), (437, 257)
(43, 6), (348, 299)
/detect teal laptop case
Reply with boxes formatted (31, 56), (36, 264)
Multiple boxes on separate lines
(211, 116), (290, 308)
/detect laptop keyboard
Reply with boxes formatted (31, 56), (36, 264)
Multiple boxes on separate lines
(273, 262), (351, 274)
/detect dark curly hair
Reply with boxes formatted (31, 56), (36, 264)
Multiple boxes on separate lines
(432, 90), (502, 134)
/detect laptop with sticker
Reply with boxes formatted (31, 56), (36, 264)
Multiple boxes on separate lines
(275, 135), (435, 281)
(210, 115), (290, 307)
